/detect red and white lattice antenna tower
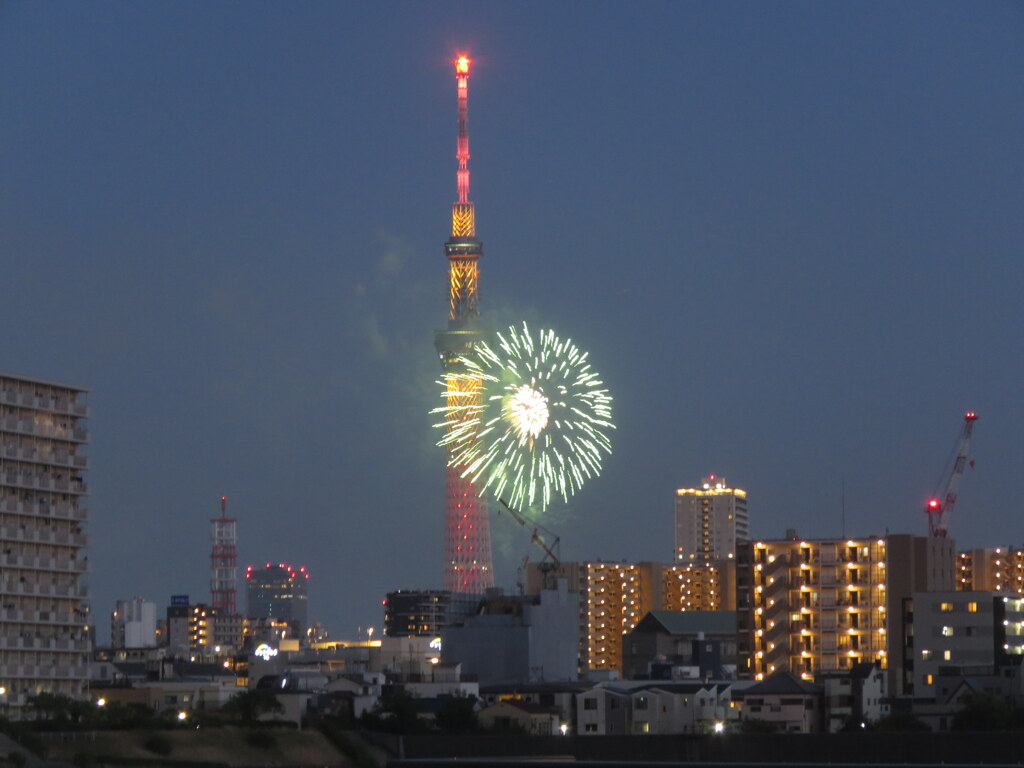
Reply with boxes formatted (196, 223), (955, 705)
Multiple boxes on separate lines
(210, 495), (238, 614)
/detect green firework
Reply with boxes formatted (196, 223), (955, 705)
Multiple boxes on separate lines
(433, 323), (614, 512)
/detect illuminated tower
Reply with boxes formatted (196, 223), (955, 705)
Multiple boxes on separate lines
(434, 55), (494, 592)
(210, 495), (238, 615)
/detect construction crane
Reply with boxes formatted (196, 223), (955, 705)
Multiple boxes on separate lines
(925, 411), (979, 538)
(496, 497), (561, 591)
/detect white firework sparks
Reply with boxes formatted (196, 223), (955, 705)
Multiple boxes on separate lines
(432, 323), (614, 512)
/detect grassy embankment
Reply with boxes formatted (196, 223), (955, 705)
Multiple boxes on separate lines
(43, 726), (350, 767)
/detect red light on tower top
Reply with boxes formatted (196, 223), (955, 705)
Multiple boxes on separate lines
(455, 55), (470, 75)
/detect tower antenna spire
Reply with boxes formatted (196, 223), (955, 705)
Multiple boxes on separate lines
(455, 55), (471, 208)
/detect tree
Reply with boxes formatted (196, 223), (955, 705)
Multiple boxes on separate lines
(359, 689), (428, 734)
(222, 690), (284, 723)
(874, 711), (930, 732)
(951, 694), (1014, 732)
(434, 694), (477, 733)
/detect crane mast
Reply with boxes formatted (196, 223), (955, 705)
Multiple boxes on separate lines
(925, 411), (978, 538)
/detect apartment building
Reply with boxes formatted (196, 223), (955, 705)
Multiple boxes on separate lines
(739, 533), (955, 687)
(527, 559), (736, 675)
(0, 373), (90, 712)
(957, 547), (1024, 593)
(675, 476), (748, 563)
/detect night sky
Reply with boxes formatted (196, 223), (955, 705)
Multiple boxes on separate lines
(2, 2), (1022, 641)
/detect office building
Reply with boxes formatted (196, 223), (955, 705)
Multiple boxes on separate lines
(441, 582), (579, 685)
(675, 476), (748, 563)
(245, 563), (309, 632)
(383, 589), (480, 638)
(111, 597), (157, 649)
(904, 590), (1024, 699)
(0, 373), (90, 712)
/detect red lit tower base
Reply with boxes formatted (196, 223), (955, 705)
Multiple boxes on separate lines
(434, 55), (494, 592)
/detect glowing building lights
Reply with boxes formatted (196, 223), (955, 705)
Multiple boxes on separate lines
(435, 52), (494, 592)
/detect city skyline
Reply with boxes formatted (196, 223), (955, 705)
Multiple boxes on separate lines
(2, 3), (1022, 639)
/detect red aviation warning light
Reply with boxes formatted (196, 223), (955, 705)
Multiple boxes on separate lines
(455, 55), (470, 74)
(924, 412), (979, 537)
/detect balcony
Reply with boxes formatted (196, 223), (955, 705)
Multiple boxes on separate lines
(0, 608), (87, 626)
(0, 664), (88, 680)
(1, 554), (88, 573)
(0, 444), (89, 470)
(0, 389), (88, 417)
(0, 472), (88, 496)
(0, 417), (86, 444)
(0, 580), (88, 598)
(0, 635), (89, 652)
(0, 526), (87, 547)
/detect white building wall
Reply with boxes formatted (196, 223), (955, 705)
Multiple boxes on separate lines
(0, 373), (91, 713)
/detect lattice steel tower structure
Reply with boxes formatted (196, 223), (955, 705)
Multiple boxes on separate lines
(210, 495), (238, 615)
(434, 55), (494, 592)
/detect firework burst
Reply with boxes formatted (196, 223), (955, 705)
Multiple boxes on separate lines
(433, 323), (614, 512)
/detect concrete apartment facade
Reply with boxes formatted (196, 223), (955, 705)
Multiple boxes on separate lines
(0, 372), (90, 712)
(739, 533), (955, 687)
(527, 559), (736, 676)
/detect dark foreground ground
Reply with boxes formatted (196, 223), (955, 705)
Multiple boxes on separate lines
(378, 731), (1024, 766)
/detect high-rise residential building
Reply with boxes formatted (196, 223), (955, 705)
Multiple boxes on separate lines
(675, 475), (748, 563)
(0, 373), (90, 712)
(956, 546), (1024, 593)
(245, 563), (309, 632)
(738, 533), (955, 689)
(526, 560), (737, 676)
(111, 597), (157, 649)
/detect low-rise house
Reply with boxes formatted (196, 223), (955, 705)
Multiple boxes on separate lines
(736, 672), (824, 733)
(479, 681), (590, 728)
(577, 680), (741, 735)
(818, 662), (887, 731)
(622, 610), (738, 680)
(478, 700), (562, 734)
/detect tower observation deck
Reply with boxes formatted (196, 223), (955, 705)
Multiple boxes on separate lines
(434, 55), (494, 593)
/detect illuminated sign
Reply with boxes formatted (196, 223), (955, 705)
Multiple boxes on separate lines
(254, 643), (278, 661)
(429, 637), (442, 651)
(170, 595), (189, 606)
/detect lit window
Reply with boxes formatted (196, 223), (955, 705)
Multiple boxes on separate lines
(925, 674), (934, 685)
(942, 626), (954, 637)
(921, 650), (932, 661)
(940, 602), (953, 612)
(943, 650), (952, 661)
(967, 602), (978, 613)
